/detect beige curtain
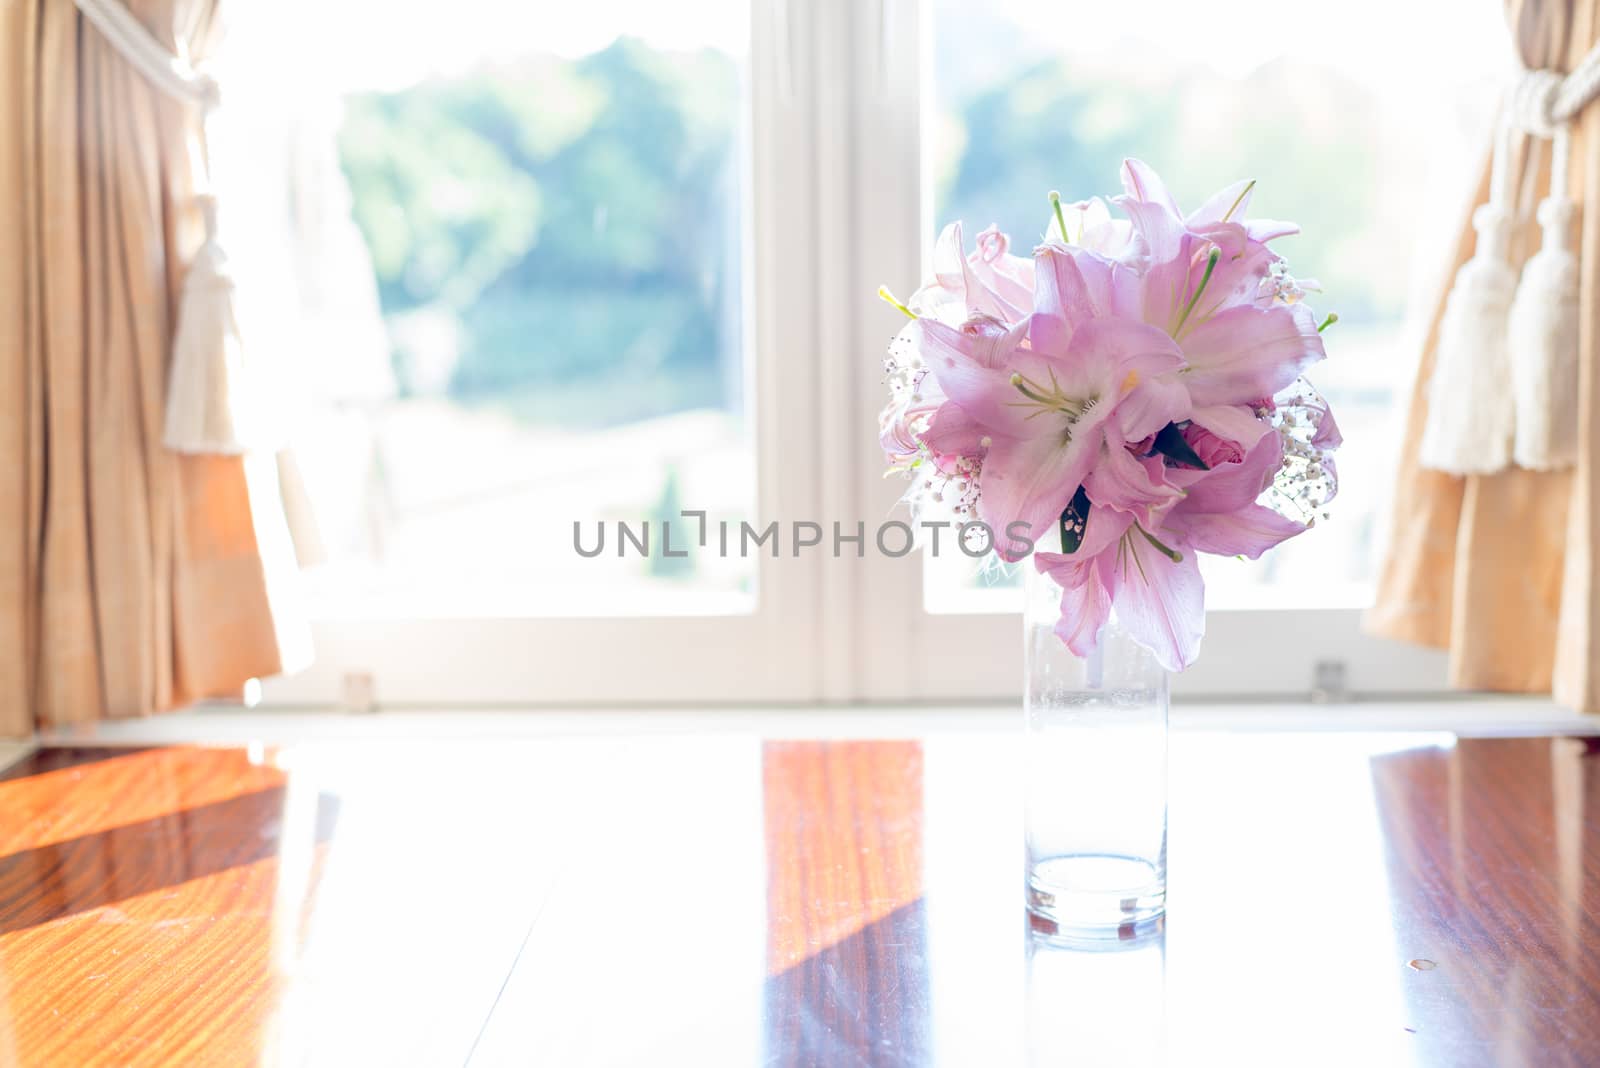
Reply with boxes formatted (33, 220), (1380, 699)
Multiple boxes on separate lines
(1370, 0), (1600, 713)
(0, 0), (309, 737)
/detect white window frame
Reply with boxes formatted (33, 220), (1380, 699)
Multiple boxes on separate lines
(263, 0), (1448, 709)
(263, 0), (830, 707)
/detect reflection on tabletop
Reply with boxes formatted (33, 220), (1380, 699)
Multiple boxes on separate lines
(0, 730), (1596, 1065)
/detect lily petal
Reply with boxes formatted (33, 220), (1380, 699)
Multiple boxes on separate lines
(911, 221), (1035, 325)
(1180, 430), (1285, 514)
(1246, 219), (1300, 243)
(970, 225), (1035, 322)
(1117, 375), (1192, 443)
(1034, 503), (1135, 652)
(1084, 445), (1184, 529)
(920, 401), (986, 460)
(1114, 194), (1188, 267)
(1186, 179), (1255, 227)
(1031, 245), (1119, 354)
(1188, 404), (1275, 450)
(1188, 226), (1280, 312)
(1135, 230), (1211, 330)
(1109, 536), (1206, 672)
(1179, 302), (1325, 407)
(1305, 386), (1344, 449)
(1167, 502), (1305, 559)
(1053, 560), (1114, 657)
(1066, 317), (1186, 381)
(978, 431), (1099, 562)
(912, 316), (1036, 436)
(1120, 158), (1180, 213)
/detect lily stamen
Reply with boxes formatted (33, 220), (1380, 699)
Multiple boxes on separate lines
(878, 285), (916, 320)
(1008, 371), (1092, 420)
(1135, 523), (1184, 563)
(1049, 190), (1072, 244)
(1221, 179), (1256, 223)
(1172, 248), (1222, 335)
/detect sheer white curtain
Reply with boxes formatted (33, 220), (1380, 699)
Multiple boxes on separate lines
(210, 4), (394, 571)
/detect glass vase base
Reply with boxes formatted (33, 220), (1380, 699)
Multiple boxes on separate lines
(1026, 853), (1166, 934)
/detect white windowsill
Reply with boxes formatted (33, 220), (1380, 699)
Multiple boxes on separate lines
(24, 697), (1595, 750)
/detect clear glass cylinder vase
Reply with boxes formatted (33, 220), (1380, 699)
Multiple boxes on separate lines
(1024, 562), (1168, 933)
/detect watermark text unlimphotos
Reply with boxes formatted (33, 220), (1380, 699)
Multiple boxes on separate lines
(573, 512), (1037, 559)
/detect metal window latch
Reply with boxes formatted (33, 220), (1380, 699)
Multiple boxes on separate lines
(341, 672), (378, 714)
(1310, 660), (1349, 704)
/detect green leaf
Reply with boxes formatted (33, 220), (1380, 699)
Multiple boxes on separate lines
(1058, 485), (1092, 554)
(1152, 422), (1209, 470)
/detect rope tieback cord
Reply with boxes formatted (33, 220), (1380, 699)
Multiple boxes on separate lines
(1509, 40), (1600, 138)
(1508, 38), (1600, 195)
(72, 0), (219, 111)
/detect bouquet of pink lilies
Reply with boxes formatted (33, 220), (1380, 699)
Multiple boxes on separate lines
(878, 161), (1340, 671)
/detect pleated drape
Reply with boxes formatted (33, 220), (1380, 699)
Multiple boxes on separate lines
(1369, 0), (1600, 713)
(0, 0), (309, 736)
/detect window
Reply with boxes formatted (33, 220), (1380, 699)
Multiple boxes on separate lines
(230, 3), (755, 618)
(237, 1), (1489, 706)
(231, 1), (824, 705)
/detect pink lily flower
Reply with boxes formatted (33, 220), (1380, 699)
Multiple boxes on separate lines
(1032, 447), (1299, 672)
(1115, 160), (1327, 407)
(910, 222), (1035, 327)
(1034, 499), (1204, 673)
(878, 322), (993, 484)
(878, 221), (1036, 486)
(912, 246), (1191, 560)
(1118, 159), (1298, 260)
(1035, 402), (1309, 671)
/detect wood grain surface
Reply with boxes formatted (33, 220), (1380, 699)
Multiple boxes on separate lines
(762, 741), (928, 1066)
(0, 730), (1597, 1066)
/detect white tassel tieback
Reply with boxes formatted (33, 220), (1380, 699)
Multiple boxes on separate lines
(1419, 180), (1519, 474)
(163, 194), (260, 453)
(1509, 140), (1581, 470)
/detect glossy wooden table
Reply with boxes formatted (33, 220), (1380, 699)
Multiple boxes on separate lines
(2, 725), (1598, 1066)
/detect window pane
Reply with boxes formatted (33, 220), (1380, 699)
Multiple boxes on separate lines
(240, 3), (754, 618)
(924, 0), (1504, 612)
